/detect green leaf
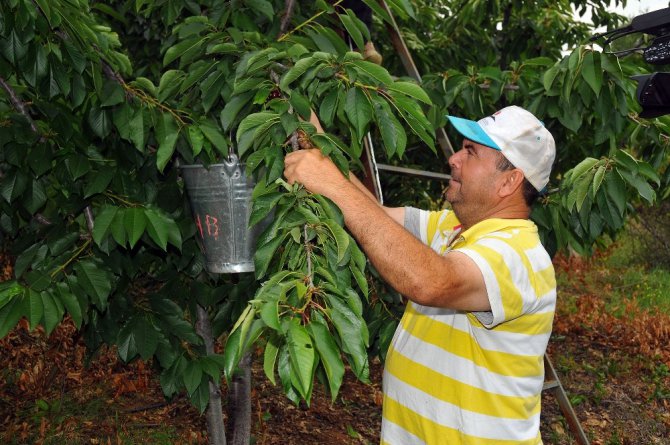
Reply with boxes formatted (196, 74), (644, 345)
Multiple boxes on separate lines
(568, 157), (599, 183)
(124, 207), (147, 248)
(328, 296), (368, 381)
(163, 36), (205, 67)
(41, 291), (62, 335)
(323, 220), (350, 265)
(145, 208), (170, 250)
(100, 80), (125, 107)
(388, 81), (432, 105)
(200, 120), (228, 156)
(23, 180), (47, 214)
(373, 98), (405, 158)
(1, 30), (28, 65)
(386, 0), (415, 18)
(73, 261), (112, 311)
(189, 380), (210, 414)
(156, 112), (180, 172)
(543, 64), (561, 91)
(605, 172), (627, 214)
(84, 168), (116, 198)
(287, 319), (315, 399)
(254, 235), (285, 279)
(581, 51), (602, 97)
(237, 112), (279, 138)
(0, 170), (28, 203)
(14, 244), (41, 279)
(250, 191), (283, 227)
(134, 317), (159, 360)
(260, 299), (281, 331)
(118, 319), (138, 361)
(263, 336), (280, 385)
(289, 92), (311, 120)
(614, 149), (638, 171)
(26, 270), (51, 292)
(246, 0), (274, 20)
(129, 108), (145, 151)
(158, 70), (185, 102)
(592, 164), (607, 197)
(132, 77), (157, 97)
(27, 288), (44, 330)
(570, 168), (596, 211)
(183, 360), (204, 396)
(308, 321), (344, 400)
(319, 88), (339, 127)
(222, 327), (242, 381)
(92, 206), (119, 247)
(344, 88), (372, 141)
(65, 155), (92, 180)
(0, 289), (28, 339)
(220, 92), (254, 131)
(88, 106), (112, 138)
(0, 281), (24, 312)
(187, 124), (205, 157)
(350, 59), (393, 85)
(313, 194), (343, 227)
(55, 282), (83, 329)
(280, 57), (317, 91)
(339, 14), (364, 51)
(618, 168), (656, 204)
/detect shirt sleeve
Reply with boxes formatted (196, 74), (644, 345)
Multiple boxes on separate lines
(456, 237), (530, 329)
(403, 206), (423, 241)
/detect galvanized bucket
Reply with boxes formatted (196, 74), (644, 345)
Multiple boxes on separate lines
(180, 156), (265, 274)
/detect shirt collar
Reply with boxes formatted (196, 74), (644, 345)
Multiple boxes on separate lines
(457, 218), (536, 245)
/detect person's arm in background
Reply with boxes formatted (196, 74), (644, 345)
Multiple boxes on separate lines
(305, 111), (405, 226)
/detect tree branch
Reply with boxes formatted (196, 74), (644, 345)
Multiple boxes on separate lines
(0, 76), (43, 139)
(279, 0), (297, 37)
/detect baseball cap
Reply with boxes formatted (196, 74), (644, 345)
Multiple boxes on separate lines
(446, 106), (556, 191)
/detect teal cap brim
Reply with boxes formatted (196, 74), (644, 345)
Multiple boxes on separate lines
(447, 115), (501, 150)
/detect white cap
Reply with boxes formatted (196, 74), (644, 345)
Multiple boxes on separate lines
(447, 106), (556, 191)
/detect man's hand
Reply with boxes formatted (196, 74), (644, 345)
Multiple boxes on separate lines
(283, 149), (346, 196)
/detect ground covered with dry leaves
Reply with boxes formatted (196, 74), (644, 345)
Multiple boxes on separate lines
(1, 248), (669, 444)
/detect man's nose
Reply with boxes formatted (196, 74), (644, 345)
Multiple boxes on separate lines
(448, 149), (463, 169)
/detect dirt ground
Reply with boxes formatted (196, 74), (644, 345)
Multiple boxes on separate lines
(1, 253), (670, 444)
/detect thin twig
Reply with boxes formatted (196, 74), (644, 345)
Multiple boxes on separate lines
(278, 0), (344, 42)
(0, 76), (43, 139)
(83, 206), (95, 235)
(279, 0), (297, 37)
(304, 225), (314, 288)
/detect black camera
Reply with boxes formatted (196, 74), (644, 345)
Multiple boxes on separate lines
(592, 7), (670, 118)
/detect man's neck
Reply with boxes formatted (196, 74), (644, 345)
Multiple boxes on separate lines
(455, 202), (530, 231)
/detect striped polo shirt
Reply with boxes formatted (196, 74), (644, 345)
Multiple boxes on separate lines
(380, 207), (556, 445)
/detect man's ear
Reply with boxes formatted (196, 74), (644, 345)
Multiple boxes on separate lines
(498, 169), (525, 198)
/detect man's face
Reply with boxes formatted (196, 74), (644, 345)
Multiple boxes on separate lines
(446, 139), (503, 216)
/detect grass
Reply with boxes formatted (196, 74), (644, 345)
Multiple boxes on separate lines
(557, 223), (670, 315)
(6, 390), (186, 445)
(543, 218), (670, 443)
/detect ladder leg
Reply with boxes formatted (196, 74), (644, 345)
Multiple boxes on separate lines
(544, 354), (590, 445)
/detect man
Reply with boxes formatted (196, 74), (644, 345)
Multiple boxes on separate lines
(283, 105), (557, 444)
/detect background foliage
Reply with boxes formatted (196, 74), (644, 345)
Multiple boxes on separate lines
(1, 0), (668, 418)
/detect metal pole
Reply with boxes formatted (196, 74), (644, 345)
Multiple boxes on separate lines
(379, 0), (455, 159)
(543, 354), (590, 445)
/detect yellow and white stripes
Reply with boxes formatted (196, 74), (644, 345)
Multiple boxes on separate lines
(381, 208), (556, 444)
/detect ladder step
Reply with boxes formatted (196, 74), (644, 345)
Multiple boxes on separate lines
(543, 380), (559, 390)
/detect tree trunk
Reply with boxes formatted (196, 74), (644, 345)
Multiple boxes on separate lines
(229, 352), (252, 445)
(195, 305), (227, 445)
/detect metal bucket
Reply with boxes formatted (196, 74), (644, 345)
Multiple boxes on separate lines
(180, 156), (266, 273)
